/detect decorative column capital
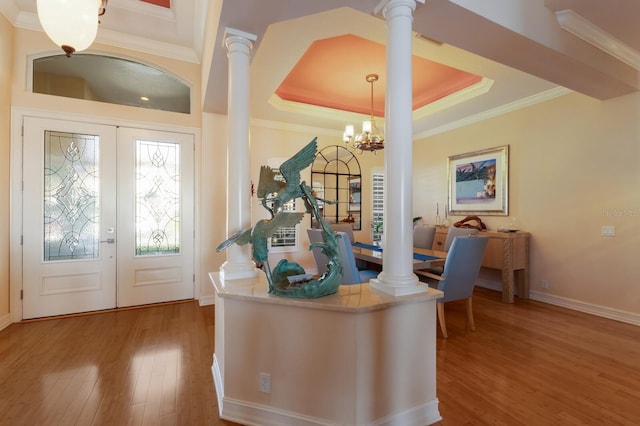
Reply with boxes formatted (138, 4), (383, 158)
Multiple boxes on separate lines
(223, 27), (257, 53)
(374, 0), (423, 17)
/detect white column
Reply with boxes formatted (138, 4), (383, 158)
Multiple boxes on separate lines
(220, 28), (259, 280)
(370, 0), (427, 296)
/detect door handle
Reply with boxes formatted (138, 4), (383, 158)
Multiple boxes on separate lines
(100, 238), (115, 244)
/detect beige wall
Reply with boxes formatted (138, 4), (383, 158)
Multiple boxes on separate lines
(414, 91), (640, 314)
(200, 112), (228, 295)
(0, 14), (14, 321)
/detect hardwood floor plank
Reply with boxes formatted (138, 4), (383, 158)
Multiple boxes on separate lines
(433, 288), (640, 425)
(1, 291), (639, 425)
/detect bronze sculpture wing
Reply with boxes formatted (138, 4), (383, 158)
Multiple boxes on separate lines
(215, 228), (252, 252)
(251, 212), (305, 263)
(279, 137), (317, 190)
(261, 211), (305, 237)
(256, 165), (285, 199)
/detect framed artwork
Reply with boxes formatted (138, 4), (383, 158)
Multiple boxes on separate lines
(447, 145), (509, 216)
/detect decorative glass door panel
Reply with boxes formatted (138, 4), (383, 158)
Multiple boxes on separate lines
(44, 131), (100, 261)
(136, 140), (181, 256)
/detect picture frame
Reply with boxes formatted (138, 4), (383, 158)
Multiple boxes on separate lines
(447, 145), (509, 216)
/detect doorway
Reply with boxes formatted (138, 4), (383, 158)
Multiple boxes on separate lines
(22, 117), (194, 319)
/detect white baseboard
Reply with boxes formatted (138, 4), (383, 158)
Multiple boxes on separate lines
(371, 399), (442, 426)
(218, 396), (441, 426)
(0, 313), (11, 332)
(212, 354), (224, 417)
(476, 274), (639, 326)
(219, 397), (331, 426)
(199, 294), (215, 306)
(529, 291), (640, 326)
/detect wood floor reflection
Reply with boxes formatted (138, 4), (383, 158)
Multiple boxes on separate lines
(1, 289), (639, 425)
(0, 300), (239, 426)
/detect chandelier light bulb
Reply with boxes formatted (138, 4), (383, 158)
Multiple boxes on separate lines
(345, 124), (355, 138)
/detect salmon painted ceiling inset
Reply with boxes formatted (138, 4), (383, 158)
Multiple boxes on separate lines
(275, 34), (483, 117)
(140, 0), (171, 8)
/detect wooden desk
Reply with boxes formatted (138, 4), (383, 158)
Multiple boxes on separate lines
(352, 244), (447, 271)
(433, 228), (530, 303)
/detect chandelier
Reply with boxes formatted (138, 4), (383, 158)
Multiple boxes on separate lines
(343, 73), (385, 152)
(37, 0), (108, 57)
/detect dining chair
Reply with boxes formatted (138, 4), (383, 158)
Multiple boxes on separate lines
(422, 226), (480, 275)
(413, 225), (436, 249)
(416, 235), (489, 338)
(443, 227), (479, 251)
(330, 223), (355, 243)
(307, 228), (378, 285)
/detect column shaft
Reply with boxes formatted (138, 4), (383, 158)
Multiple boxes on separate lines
(220, 30), (259, 280)
(371, 0), (426, 296)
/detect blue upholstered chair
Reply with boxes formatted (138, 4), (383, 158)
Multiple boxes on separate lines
(329, 223), (355, 243)
(307, 228), (378, 285)
(443, 226), (479, 251)
(416, 235), (489, 338)
(425, 226), (480, 275)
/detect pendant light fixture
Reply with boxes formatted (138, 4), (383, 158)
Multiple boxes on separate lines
(37, 0), (108, 57)
(343, 73), (385, 153)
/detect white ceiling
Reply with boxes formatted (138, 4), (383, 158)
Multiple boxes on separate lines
(3, 0), (640, 138)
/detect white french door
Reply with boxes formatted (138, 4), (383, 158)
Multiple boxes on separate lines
(116, 127), (194, 307)
(22, 117), (194, 319)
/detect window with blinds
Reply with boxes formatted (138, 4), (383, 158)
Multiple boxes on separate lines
(267, 165), (298, 252)
(372, 173), (384, 242)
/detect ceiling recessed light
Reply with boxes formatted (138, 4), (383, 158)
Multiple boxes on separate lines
(140, 96), (149, 101)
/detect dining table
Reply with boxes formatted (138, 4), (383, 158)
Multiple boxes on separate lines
(351, 242), (447, 270)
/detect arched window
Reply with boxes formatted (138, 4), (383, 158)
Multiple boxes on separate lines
(311, 145), (362, 230)
(32, 54), (191, 114)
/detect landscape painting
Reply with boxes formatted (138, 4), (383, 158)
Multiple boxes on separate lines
(447, 145), (509, 215)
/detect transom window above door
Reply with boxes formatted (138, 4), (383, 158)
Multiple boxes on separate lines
(31, 54), (191, 114)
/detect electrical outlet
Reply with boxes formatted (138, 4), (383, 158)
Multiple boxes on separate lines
(601, 226), (616, 237)
(541, 279), (548, 289)
(259, 372), (271, 393)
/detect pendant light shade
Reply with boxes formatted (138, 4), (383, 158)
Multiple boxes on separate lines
(37, 0), (104, 57)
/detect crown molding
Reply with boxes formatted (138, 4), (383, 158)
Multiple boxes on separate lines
(250, 117), (341, 138)
(9, 9), (199, 64)
(555, 9), (640, 71)
(269, 77), (494, 127)
(268, 94), (372, 124)
(414, 86), (572, 139)
(97, 27), (200, 63)
(263, 86), (571, 142)
(412, 77), (494, 121)
(109, 0), (176, 21)
(0, 1), (20, 24)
